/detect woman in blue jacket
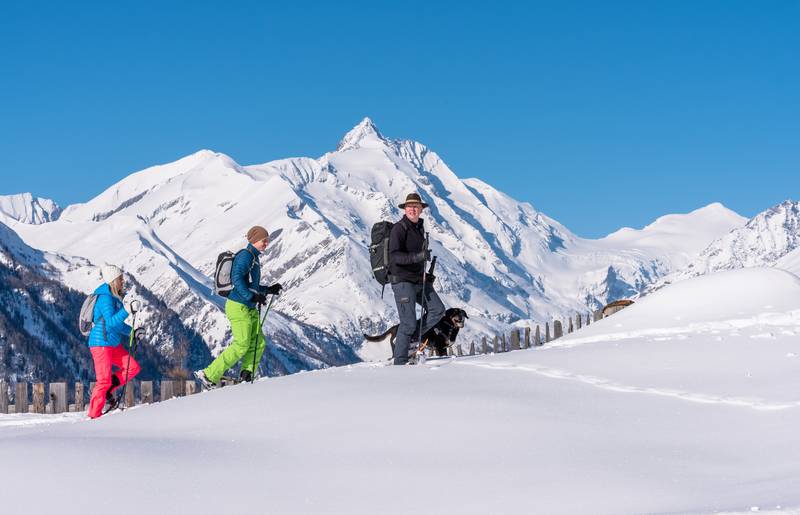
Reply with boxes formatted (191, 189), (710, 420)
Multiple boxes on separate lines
(87, 265), (141, 418)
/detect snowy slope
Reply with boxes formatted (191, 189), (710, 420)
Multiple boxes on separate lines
(2, 267), (800, 514)
(4, 118), (745, 371)
(0, 192), (61, 224)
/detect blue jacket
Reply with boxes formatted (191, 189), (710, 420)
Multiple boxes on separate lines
(87, 283), (131, 347)
(227, 244), (266, 309)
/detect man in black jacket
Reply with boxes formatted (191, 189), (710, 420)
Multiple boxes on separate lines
(389, 193), (446, 365)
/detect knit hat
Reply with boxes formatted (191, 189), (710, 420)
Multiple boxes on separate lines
(101, 264), (123, 284)
(398, 192), (429, 209)
(246, 226), (269, 244)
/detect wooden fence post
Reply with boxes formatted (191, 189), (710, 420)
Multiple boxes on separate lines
(468, 342), (475, 356)
(185, 380), (197, 396)
(576, 313), (582, 330)
(175, 380), (186, 397)
(50, 382), (67, 414)
(502, 334), (507, 352)
(594, 310), (603, 322)
(0, 380), (8, 414)
(586, 313), (591, 326)
(493, 335), (499, 353)
(75, 382), (85, 412)
(457, 344), (463, 357)
(32, 383), (45, 414)
(568, 318), (574, 334)
(125, 381), (136, 408)
(15, 382), (28, 414)
(554, 320), (563, 339)
(545, 322), (551, 343)
(510, 329), (520, 351)
(481, 336), (488, 354)
(140, 381), (153, 404)
(524, 327), (531, 349)
(161, 380), (175, 401)
(535, 325), (542, 346)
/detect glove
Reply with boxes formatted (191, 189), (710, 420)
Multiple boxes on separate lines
(412, 249), (431, 263)
(251, 293), (267, 305)
(124, 297), (140, 314)
(266, 283), (283, 295)
(425, 273), (436, 284)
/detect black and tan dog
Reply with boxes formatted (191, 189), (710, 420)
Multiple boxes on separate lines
(363, 308), (469, 358)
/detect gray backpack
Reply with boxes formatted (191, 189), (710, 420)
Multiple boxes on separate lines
(78, 294), (100, 336)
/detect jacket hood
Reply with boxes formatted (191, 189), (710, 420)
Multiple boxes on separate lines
(93, 283), (112, 295)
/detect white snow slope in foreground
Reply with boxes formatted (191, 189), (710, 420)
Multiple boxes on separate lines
(2, 267), (800, 515)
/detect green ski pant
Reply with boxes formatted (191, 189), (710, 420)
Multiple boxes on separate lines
(204, 300), (266, 384)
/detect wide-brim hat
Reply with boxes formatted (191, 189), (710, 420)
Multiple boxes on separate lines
(398, 192), (429, 209)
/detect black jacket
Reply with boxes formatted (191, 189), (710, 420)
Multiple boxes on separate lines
(389, 215), (426, 284)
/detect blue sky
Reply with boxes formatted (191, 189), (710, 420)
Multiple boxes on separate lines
(1, 1), (797, 237)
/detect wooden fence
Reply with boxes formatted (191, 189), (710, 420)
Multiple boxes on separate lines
(1, 309), (607, 414)
(0, 379), (203, 415)
(439, 309), (603, 357)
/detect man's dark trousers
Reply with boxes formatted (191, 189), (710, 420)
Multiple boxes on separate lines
(391, 281), (445, 365)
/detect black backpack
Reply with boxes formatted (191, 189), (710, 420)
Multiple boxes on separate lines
(369, 221), (394, 295)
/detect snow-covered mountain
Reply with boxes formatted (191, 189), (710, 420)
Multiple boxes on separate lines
(3, 118), (747, 374)
(659, 199), (800, 285)
(0, 193), (61, 225)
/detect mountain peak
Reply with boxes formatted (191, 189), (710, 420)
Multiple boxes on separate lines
(337, 117), (386, 151)
(0, 193), (62, 224)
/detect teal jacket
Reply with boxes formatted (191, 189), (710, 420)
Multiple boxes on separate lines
(87, 283), (131, 347)
(228, 244), (267, 309)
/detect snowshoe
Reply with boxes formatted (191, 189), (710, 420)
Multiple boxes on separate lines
(193, 370), (217, 391)
(101, 394), (119, 415)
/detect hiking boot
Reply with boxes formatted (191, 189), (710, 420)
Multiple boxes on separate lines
(193, 369), (216, 391)
(239, 369), (253, 382)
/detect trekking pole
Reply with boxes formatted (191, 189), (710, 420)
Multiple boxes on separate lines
(417, 233), (430, 356)
(252, 294), (275, 383)
(119, 300), (140, 411)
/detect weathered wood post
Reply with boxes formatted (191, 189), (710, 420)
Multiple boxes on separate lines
(124, 381), (135, 408)
(175, 380), (186, 397)
(554, 320), (563, 339)
(50, 382), (68, 414)
(75, 382), (85, 411)
(510, 329), (520, 351)
(535, 325), (542, 346)
(576, 313), (582, 330)
(0, 380), (8, 414)
(482, 336), (488, 354)
(32, 383), (46, 414)
(493, 335), (499, 353)
(502, 334), (508, 352)
(594, 310), (603, 322)
(15, 382), (28, 414)
(568, 318), (574, 334)
(469, 342), (475, 356)
(457, 344), (463, 357)
(524, 326), (531, 349)
(545, 322), (551, 343)
(161, 380), (175, 401)
(185, 380), (197, 396)
(140, 381), (153, 404)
